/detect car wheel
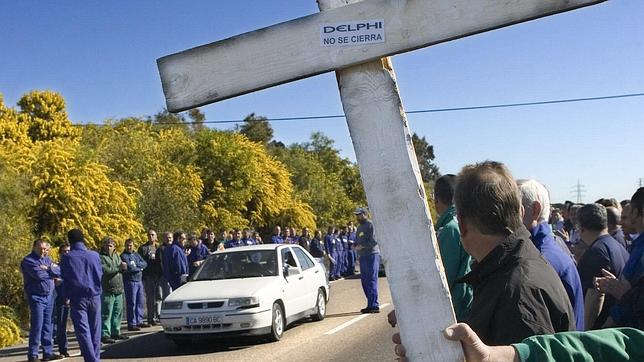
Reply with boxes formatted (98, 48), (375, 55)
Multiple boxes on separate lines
(311, 289), (326, 321)
(269, 302), (285, 341)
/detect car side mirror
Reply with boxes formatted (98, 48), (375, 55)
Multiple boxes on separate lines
(287, 266), (300, 276)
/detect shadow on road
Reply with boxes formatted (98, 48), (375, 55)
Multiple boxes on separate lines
(325, 311), (361, 318)
(100, 331), (274, 359)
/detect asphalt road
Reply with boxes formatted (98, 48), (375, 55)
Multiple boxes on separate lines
(1, 275), (397, 362)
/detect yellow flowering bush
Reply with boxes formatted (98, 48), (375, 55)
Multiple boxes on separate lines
(0, 306), (22, 348)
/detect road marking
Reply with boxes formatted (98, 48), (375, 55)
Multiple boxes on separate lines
(324, 303), (390, 335)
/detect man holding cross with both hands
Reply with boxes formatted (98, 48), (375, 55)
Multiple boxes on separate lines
(389, 161), (644, 361)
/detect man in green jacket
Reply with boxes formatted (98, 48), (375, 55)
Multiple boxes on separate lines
(392, 322), (644, 362)
(433, 174), (473, 321)
(99, 237), (129, 344)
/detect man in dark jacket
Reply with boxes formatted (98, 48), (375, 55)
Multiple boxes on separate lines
(121, 239), (148, 331)
(455, 161), (574, 345)
(577, 203), (629, 329)
(60, 229), (103, 362)
(99, 237), (128, 344)
(156, 232), (174, 301)
(138, 229), (161, 326)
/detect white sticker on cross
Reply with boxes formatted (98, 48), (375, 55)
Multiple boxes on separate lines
(320, 19), (385, 46)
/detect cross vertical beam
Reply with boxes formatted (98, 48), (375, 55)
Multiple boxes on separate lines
(318, 1), (461, 360)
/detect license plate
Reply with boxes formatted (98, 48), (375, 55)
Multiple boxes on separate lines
(185, 315), (222, 325)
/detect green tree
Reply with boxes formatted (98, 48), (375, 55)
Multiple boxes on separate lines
(412, 133), (440, 182)
(138, 164), (203, 232)
(195, 129), (314, 231)
(300, 132), (366, 206)
(81, 118), (202, 233)
(235, 113), (274, 144)
(151, 108), (189, 131)
(271, 132), (366, 228)
(188, 108), (206, 133)
(272, 146), (354, 229)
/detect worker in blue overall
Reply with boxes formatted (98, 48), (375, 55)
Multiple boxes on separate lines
(346, 225), (357, 276)
(324, 227), (339, 280)
(224, 229), (246, 249)
(187, 233), (210, 275)
(21, 239), (63, 362)
(121, 239), (149, 331)
(355, 208), (381, 313)
(241, 229), (257, 246)
(270, 226), (284, 244)
(60, 229), (103, 362)
(162, 231), (189, 290)
(53, 243), (71, 357)
(338, 228), (349, 276)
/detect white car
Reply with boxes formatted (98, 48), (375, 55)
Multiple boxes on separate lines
(160, 244), (330, 345)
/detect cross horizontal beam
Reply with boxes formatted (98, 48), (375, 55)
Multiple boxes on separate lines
(158, 0), (604, 112)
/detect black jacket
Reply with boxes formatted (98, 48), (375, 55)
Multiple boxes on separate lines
(459, 226), (575, 345)
(138, 243), (162, 278)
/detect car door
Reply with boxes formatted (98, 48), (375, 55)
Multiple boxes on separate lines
(292, 246), (320, 309)
(280, 247), (307, 316)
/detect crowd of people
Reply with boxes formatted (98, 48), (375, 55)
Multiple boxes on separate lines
(390, 161), (644, 361)
(23, 158), (644, 361)
(19, 210), (382, 362)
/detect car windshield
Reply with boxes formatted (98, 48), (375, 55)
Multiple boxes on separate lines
(191, 250), (278, 281)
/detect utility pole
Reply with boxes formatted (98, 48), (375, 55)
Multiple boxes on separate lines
(571, 179), (586, 203)
(638, 178), (644, 188)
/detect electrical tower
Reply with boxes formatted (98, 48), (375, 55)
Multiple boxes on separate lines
(571, 179), (586, 203)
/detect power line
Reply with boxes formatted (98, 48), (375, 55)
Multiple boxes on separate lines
(75, 91), (644, 126)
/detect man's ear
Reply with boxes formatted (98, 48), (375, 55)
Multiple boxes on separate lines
(532, 201), (542, 223)
(457, 213), (467, 238)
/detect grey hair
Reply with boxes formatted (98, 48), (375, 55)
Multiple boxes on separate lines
(516, 179), (551, 223)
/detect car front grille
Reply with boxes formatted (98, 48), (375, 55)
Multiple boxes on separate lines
(183, 323), (233, 330)
(187, 301), (225, 309)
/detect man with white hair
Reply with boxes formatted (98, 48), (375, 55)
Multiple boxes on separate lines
(517, 179), (585, 330)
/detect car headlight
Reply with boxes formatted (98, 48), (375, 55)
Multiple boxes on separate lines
(228, 297), (259, 308)
(162, 301), (183, 310)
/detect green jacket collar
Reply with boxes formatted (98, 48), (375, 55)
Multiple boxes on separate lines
(435, 204), (456, 231)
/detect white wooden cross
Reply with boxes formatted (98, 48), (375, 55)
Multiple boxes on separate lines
(157, 0), (604, 360)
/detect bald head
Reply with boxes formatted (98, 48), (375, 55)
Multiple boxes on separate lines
(606, 206), (621, 228)
(606, 206), (621, 234)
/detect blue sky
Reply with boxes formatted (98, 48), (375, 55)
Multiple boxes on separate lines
(1, 0), (642, 203)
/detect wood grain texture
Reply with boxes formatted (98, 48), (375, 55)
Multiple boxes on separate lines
(319, 1), (462, 360)
(158, 0), (604, 112)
